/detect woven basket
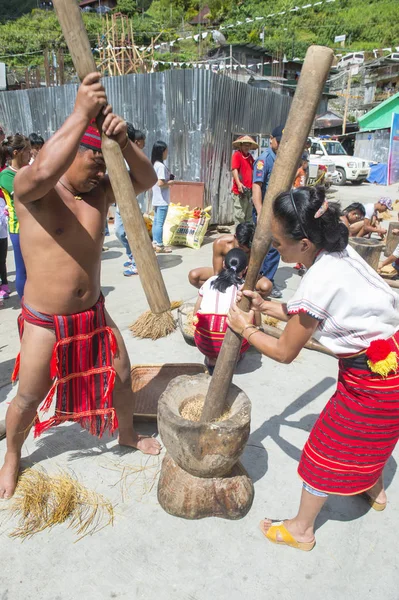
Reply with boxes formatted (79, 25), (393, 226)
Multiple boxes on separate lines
(131, 363), (206, 421)
(177, 301), (196, 346)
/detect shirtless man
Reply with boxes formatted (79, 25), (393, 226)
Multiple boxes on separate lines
(0, 73), (160, 499)
(188, 222), (273, 298)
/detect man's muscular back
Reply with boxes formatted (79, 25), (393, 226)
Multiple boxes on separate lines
(212, 234), (237, 274)
(16, 180), (109, 315)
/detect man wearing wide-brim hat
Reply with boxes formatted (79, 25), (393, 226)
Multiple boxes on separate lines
(231, 135), (258, 225)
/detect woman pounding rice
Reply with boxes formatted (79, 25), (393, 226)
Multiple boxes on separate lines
(227, 186), (399, 552)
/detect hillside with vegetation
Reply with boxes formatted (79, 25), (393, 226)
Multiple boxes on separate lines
(1, 0), (398, 68)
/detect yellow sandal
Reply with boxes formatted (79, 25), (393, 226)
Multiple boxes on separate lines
(361, 492), (386, 512)
(260, 520), (316, 552)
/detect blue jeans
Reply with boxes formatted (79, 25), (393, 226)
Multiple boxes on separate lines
(114, 209), (135, 267)
(10, 232), (26, 299)
(252, 207), (280, 283)
(152, 205), (169, 246)
(260, 247), (280, 282)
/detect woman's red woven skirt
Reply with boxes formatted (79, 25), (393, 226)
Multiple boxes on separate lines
(298, 331), (399, 495)
(194, 312), (250, 361)
(12, 294), (118, 439)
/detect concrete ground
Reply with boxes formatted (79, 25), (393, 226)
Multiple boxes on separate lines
(0, 182), (398, 600)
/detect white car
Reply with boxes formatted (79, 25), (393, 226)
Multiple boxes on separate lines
(309, 138), (370, 186)
(336, 52), (364, 70)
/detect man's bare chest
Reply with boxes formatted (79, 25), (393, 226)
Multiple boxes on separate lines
(20, 191), (108, 240)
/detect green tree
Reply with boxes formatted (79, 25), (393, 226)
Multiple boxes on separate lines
(115, 0), (137, 17)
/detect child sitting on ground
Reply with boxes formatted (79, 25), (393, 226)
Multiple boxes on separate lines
(193, 248), (250, 374)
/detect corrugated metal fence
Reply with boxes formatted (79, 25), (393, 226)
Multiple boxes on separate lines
(0, 70), (291, 223)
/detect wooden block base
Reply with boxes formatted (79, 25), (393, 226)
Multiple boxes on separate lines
(157, 453), (254, 520)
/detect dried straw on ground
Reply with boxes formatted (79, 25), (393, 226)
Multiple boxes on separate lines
(130, 301), (183, 340)
(104, 456), (161, 503)
(8, 468), (114, 541)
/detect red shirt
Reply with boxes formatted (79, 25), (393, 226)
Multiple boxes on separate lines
(231, 150), (254, 194)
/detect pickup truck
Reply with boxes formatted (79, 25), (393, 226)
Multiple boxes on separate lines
(310, 137), (370, 186)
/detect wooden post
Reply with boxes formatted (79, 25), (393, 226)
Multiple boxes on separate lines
(43, 49), (51, 87)
(58, 48), (65, 85)
(52, 0), (171, 318)
(342, 70), (351, 135)
(384, 221), (399, 257)
(201, 45), (334, 423)
(348, 238), (384, 271)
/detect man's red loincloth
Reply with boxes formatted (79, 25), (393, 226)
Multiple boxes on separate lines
(12, 294), (119, 438)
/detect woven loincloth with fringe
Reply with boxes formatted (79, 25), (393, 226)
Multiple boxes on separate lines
(12, 294), (118, 438)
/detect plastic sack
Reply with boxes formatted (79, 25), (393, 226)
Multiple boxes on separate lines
(162, 203), (190, 246)
(143, 212), (154, 237)
(169, 206), (212, 249)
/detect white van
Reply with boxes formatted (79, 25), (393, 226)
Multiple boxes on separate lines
(337, 52), (364, 70)
(309, 138), (370, 185)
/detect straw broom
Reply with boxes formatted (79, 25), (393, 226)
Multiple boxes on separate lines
(52, 0), (180, 340)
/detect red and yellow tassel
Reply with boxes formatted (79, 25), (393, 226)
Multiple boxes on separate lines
(366, 339), (398, 378)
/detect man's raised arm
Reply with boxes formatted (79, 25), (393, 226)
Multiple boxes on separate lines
(14, 73), (107, 204)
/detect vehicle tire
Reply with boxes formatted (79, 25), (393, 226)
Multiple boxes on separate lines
(351, 179), (364, 185)
(335, 168), (347, 186)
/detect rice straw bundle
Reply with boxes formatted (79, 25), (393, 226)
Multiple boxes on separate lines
(8, 468), (114, 541)
(130, 301), (182, 340)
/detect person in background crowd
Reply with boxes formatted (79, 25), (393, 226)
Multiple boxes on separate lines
(252, 125), (285, 299)
(29, 133), (45, 161)
(0, 134), (31, 299)
(350, 198), (392, 238)
(378, 228), (399, 275)
(231, 135), (258, 225)
(188, 222), (272, 298)
(293, 154), (310, 274)
(0, 191), (9, 301)
(303, 139), (311, 184)
(151, 140), (174, 254)
(114, 124), (146, 276)
(0, 126), (5, 145)
(294, 155), (308, 188)
(340, 202), (366, 237)
(193, 248), (250, 374)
